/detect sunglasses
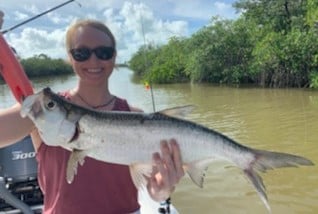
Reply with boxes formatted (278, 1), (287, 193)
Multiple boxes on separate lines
(70, 46), (115, 62)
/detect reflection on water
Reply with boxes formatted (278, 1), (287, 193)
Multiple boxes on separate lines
(1, 68), (318, 213)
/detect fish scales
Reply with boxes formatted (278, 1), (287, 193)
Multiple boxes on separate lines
(45, 86), (253, 164)
(68, 109), (253, 166)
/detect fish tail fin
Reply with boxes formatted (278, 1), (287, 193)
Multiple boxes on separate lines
(244, 149), (314, 213)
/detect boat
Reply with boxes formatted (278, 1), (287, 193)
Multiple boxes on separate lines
(0, 136), (43, 214)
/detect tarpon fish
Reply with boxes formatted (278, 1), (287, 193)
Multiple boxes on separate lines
(20, 87), (313, 212)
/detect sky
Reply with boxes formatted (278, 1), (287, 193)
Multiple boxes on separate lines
(0, 0), (238, 63)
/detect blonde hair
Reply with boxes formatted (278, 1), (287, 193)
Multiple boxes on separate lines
(65, 19), (116, 51)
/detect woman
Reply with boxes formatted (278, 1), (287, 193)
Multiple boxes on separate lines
(0, 15), (184, 213)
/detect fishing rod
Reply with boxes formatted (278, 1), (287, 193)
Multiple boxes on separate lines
(1, 0), (81, 34)
(140, 17), (174, 214)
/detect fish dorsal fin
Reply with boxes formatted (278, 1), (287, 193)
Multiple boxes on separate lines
(158, 105), (195, 118)
(184, 158), (216, 188)
(66, 149), (87, 184)
(129, 163), (153, 189)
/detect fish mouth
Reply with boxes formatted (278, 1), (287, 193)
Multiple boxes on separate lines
(20, 93), (40, 118)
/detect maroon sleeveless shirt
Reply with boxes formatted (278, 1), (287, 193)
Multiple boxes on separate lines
(36, 96), (139, 214)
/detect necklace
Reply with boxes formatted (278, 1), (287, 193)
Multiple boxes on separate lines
(76, 93), (116, 109)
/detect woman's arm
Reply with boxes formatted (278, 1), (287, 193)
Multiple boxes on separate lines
(0, 11), (42, 150)
(0, 103), (35, 147)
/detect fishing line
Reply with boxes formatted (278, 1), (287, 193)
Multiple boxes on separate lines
(140, 8), (172, 214)
(140, 14), (156, 112)
(1, 0), (81, 34)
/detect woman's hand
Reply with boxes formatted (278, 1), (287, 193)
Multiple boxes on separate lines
(146, 138), (185, 202)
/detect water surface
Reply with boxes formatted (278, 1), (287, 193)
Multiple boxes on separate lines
(1, 68), (317, 213)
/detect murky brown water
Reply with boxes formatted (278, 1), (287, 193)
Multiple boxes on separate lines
(1, 68), (317, 213)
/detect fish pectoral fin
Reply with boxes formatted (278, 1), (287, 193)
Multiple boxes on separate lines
(158, 105), (195, 118)
(129, 163), (153, 189)
(184, 158), (215, 188)
(66, 149), (87, 184)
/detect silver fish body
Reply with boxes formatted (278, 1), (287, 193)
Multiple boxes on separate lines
(20, 87), (314, 212)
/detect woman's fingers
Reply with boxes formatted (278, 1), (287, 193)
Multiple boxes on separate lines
(147, 139), (184, 201)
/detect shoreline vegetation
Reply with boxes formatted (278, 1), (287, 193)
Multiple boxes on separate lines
(0, 54), (129, 83)
(129, 0), (318, 89)
(1, 1), (318, 89)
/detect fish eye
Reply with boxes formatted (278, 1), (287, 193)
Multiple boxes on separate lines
(46, 100), (56, 110)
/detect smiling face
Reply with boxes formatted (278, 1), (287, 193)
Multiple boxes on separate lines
(68, 24), (117, 87)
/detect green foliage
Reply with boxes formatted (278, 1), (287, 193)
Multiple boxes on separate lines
(129, 38), (190, 83)
(306, 0), (318, 27)
(234, 0), (308, 32)
(20, 54), (73, 78)
(129, 44), (160, 77)
(252, 25), (318, 87)
(128, 0), (318, 87)
(0, 54), (72, 82)
(310, 71), (318, 88)
(146, 37), (189, 83)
